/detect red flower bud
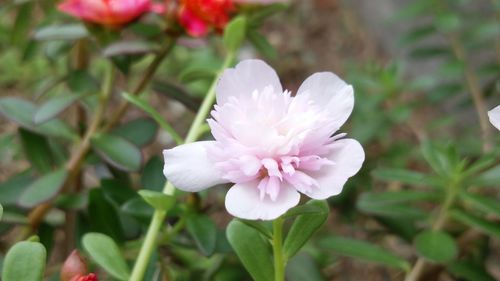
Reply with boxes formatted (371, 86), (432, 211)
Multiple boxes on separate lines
(61, 250), (88, 281)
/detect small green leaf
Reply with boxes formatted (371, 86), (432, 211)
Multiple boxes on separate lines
(248, 29), (277, 59)
(18, 169), (68, 208)
(450, 209), (500, 238)
(414, 230), (457, 263)
(19, 129), (54, 173)
(239, 220), (272, 239)
(410, 46), (450, 59)
(223, 16), (247, 52)
(283, 200), (328, 258)
(448, 260), (496, 281)
(88, 189), (125, 242)
(138, 190), (175, 211)
(319, 236), (410, 271)
(121, 198), (154, 219)
(33, 24), (88, 41)
(186, 214), (217, 256)
(111, 117), (158, 147)
(122, 93), (182, 145)
(372, 168), (438, 186)
(2, 241), (46, 281)
(91, 133), (142, 172)
(282, 203), (326, 219)
(248, 3), (288, 27)
(226, 219), (274, 281)
(357, 191), (432, 220)
(0, 204), (3, 221)
(468, 165), (500, 187)
(82, 233), (130, 281)
(460, 192), (500, 217)
(141, 156), (166, 191)
(34, 94), (82, 124)
(0, 97), (77, 140)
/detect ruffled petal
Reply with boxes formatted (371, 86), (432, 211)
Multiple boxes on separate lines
(302, 138), (364, 200)
(225, 180), (300, 220)
(488, 105), (500, 131)
(216, 60), (283, 105)
(297, 72), (354, 129)
(163, 141), (228, 192)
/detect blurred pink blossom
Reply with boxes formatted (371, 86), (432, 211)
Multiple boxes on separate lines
(58, 0), (164, 26)
(163, 60), (364, 220)
(488, 105), (500, 131)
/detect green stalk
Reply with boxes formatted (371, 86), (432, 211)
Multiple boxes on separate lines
(128, 52), (236, 281)
(273, 217), (286, 281)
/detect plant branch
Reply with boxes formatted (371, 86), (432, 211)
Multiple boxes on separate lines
(103, 38), (177, 131)
(24, 63), (115, 237)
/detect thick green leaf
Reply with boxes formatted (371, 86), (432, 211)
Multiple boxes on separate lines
(0, 171), (33, 206)
(186, 214), (217, 256)
(138, 190), (174, 211)
(141, 156), (166, 191)
(283, 200), (328, 258)
(320, 236), (410, 271)
(223, 16), (247, 52)
(286, 253), (325, 281)
(101, 179), (137, 205)
(33, 24), (88, 41)
(18, 169), (68, 208)
(19, 129), (53, 173)
(226, 220), (274, 281)
(448, 260), (496, 281)
(282, 203), (326, 219)
(460, 192), (500, 217)
(239, 220), (272, 239)
(82, 233), (130, 281)
(121, 93), (182, 145)
(450, 209), (500, 237)
(111, 117), (158, 147)
(34, 94), (82, 124)
(91, 133), (142, 171)
(88, 189), (125, 242)
(2, 241), (46, 281)
(371, 168), (438, 186)
(0, 97), (77, 140)
(357, 191), (431, 220)
(414, 230), (457, 263)
(121, 198), (154, 220)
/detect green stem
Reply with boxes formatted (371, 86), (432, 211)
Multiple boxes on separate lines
(404, 182), (458, 281)
(273, 217), (286, 281)
(128, 52), (236, 281)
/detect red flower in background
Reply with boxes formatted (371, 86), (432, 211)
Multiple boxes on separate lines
(178, 0), (234, 37)
(58, 0), (165, 26)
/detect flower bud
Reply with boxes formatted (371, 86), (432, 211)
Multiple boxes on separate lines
(61, 250), (88, 281)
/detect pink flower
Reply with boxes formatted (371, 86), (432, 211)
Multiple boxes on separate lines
(163, 60), (364, 220)
(58, 0), (165, 26)
(489, 105), (500, 131)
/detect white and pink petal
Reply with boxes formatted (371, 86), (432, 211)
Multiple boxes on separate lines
(302, 138), (364, 200)
(215, 60), (283, 105)
(225, 180), (300, 220)
(163, 141), (228, 192)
